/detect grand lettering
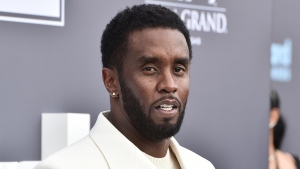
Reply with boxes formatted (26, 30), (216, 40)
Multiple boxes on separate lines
(180, 9), (227, 34)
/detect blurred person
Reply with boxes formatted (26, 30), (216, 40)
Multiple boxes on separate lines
(34, 4), (214, 169)
(269, 90), (300, 169)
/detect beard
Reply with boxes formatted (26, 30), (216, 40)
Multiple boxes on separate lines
(119, 76), (186, 141)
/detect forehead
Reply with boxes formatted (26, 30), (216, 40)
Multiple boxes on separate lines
(126, 28), (189, 60)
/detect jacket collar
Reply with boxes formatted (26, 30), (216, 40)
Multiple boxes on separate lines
(89, 111), (156, 169)
(169, 137), (190, 168)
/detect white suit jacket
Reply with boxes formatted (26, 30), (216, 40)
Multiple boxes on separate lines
(34, 111), (214, 169)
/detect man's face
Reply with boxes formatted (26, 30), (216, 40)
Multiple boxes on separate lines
(119, 28), (190, 141)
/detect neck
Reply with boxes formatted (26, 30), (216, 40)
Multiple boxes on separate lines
(108, 102), (170, 158)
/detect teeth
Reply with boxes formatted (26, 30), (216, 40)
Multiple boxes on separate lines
(160, 104), (173, 111)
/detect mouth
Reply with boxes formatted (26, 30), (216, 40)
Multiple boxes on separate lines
(156, 104), (178, 111)
(153, 99), (180, 118)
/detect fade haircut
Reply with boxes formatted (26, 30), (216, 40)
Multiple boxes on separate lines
(101, 4), (192, 72)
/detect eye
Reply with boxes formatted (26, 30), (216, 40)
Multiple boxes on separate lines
(173, 66), (186, 75)
(142, 67), (158, 75)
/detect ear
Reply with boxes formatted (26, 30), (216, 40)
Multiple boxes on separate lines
(269, 108), (280, 126)
(102, 67), (119, 95)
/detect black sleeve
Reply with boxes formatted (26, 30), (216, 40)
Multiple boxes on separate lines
(292, 154), (300, 169)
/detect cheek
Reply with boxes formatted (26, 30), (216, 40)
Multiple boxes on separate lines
(178, 79), (190, 99)
(130, 77), (155, 99)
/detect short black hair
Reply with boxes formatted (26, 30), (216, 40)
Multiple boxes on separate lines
(101, 4), (192, 71)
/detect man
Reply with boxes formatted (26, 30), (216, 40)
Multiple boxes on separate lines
(34, 4), (214, 169)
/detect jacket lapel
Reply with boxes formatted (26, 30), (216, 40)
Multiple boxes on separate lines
(170, 137), (215, 169)
(89, 111), (156, 169)
(169, 137), (187, 169)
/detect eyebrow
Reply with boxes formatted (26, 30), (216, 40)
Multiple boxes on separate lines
(137, 55), (190, 65)
(174, 57), (190, 66)
(137, 55), (159, 64)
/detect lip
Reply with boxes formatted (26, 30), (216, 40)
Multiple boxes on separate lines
(153, 99), (180, 118)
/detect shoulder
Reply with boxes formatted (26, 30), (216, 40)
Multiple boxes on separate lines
(276, 150), (299, 169)
(34, 136), (109, 169)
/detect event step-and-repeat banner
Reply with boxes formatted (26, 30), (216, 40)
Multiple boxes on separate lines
(1, 0), (289, 169)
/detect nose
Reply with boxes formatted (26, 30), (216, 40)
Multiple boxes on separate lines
(157, 71), (178, 93)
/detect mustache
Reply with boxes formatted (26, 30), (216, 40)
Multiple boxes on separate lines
(151, 95), (182, 109)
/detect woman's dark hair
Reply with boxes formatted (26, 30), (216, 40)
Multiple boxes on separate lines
(273, 115), (285, 149)
(270, 89), (285, 149)
(270, 89), (280, 109)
